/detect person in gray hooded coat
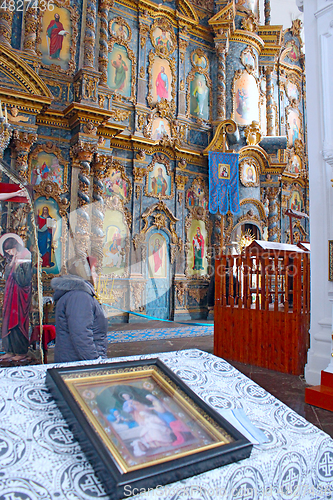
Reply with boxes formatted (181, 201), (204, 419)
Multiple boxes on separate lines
(51, 255), (108, 363)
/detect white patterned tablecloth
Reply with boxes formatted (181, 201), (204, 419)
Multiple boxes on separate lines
(0, 349), (333, 500)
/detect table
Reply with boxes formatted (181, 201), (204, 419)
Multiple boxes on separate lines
(1, 349), (333, 500)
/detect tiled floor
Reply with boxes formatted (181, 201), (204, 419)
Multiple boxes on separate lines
(45, 320), (333, 439)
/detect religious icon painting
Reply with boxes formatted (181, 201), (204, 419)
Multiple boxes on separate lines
(146, 161), (172, 199)
(102, 209), (128, 276)
(109, 18), (130, 41)
(286, 108), (302, 147)
(239, 159), (259, 187)
(150, 56), (173, 106)
(186, 179), (208, 211)
(289, 190), (303, 212)
(190, 73), (209, 120)
(151, 118), (171, 141)
(103, 167), (131, 204)
(152, 27), (174, 55)
(30, 151), (64, 189)
(233, 71), (259, 126)
(108, 44), (132, 97)
(286, 154), (302, 176)
(37, 3), (77, 73)
(281, 41), (300, 65)
(241, 46), (257, 73)
(148, 232), (167, 278)
(35, 196), (61, 274)
(191, 51), (208, 70)
(187, 219), (208, 277)
(285, 80), (300, 103)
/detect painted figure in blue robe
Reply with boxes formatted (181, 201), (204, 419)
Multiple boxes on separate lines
(292, 118), (299, 145)
(107, 408), (138, 428)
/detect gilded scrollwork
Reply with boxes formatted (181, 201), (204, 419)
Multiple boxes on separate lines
(244, 121), (262, 146)
(175, 281), (187, 307)
(175, 174), (188, 192)
(144, 154), (174, 200)
(36, 0), (79, 76)
(139, 201), (179, 248)
(188, 287), (208, 304)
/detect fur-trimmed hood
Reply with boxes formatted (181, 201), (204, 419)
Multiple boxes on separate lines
(51, 274), (95, 302)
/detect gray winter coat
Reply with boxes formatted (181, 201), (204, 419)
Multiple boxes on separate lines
(51, 274), (108, 363)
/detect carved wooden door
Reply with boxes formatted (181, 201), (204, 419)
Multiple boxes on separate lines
(146, 230), (170, 320)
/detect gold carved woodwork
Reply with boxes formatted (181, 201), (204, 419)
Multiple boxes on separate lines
(8, 107), (29, 123)
(9, 204), (30, 242)
(23, 7), (38, 54)
(83, 122), (98, 135)
(241, 13), (258, 33)
(291, 19), (302, 38)
(109, 109), (131, 122)
(139, 23), (150, 49)
(36, 0), (79, 76)
(103, 159), (132, 206)
(130, 282), (145, 311)
(175, 281), (187, 307)
(133, 166), (146, 184)
(203, 119), (237, 155)
(175, 175), (188, 191)
(139, 66), (145, 79)
(178, 158), (187, 170)
(244, 121), (262, 146)
(178, 192), (183, 205)
(28, 142), (69, 193)
(144, 154), (174, 200)
(11, 130), (37, 179)
(188, 287), (208, 304)
(140, 201), (180, 248)
(0, 11), (13, 47)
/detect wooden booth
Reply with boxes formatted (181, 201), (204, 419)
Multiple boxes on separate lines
(214, 241), (310, 375)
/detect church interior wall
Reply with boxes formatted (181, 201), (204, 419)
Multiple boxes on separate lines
(0, 0), (309, 323)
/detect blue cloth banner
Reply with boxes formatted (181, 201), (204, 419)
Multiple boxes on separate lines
(208, 151), (240, 215)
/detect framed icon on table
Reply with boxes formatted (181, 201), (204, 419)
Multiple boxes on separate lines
(46, 359), (253, 499)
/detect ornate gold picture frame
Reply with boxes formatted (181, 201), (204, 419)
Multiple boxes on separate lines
(28, 142), (69, 194)
(150, 18), (176, 57)
(144, 154), (174, 200)
(46, 358), (252, 499)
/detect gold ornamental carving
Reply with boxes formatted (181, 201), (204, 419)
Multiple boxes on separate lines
(133, 166), (146, 184)
(83, 122), (98, 135)
(291, 19), (302, 38)
(130, 282), (145, 311)
(188, 287), (208, 304)
(140, 201), (180, 247)
(11, 130), (37, 179)
(109, 109), (131, 122)
(244, 121), (262, 146)
(175, 282), (187, 307)
(241, 13), (258, 33)
(103, 159), (132, 206)
(23, 7), (38, 54)
(175, 175), (188, 191)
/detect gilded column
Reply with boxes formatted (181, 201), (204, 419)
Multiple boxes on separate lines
(265, 0), (271, 25)
(92, 153), (109, 272)
(23, 7), (38, 54)
(266, 66), (274, 136)
(83, 0), (97, 68)
(0, 11), (13, 47)
(11, 130), (37, 179)
(0, 120), (11, 159)
(215, 40), (228, 121)
(98, 0), (113, 87)
(70, 141), (97, 256)
(267, 187), (280, 242)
